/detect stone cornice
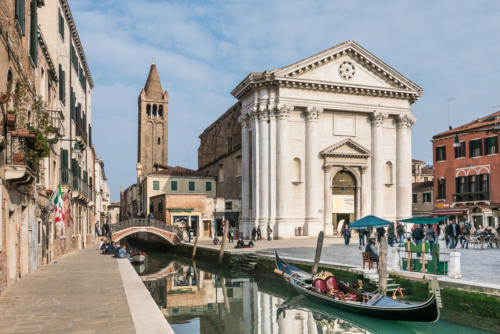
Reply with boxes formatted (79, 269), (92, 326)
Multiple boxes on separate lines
(37, 28), (58, 82)
(320, 139), (371, 159)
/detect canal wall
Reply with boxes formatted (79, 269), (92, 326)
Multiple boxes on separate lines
(172, 242), (500, 332)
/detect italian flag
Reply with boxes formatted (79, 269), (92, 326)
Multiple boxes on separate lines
(52, 184), (65, 226)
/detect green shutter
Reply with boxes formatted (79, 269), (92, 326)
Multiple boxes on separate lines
(153, 181), (159, 190)
(16, 0), (26, 35)
(29, 0), (37, 65)
(62, 149), (68, 169)
(58, 10), (64, 40)
(189, 181), (195, 191)
(206, 181), (212, 192)
(171, 181), (177, 191)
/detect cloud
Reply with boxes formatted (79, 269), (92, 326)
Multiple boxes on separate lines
(68, 0), (500, 201)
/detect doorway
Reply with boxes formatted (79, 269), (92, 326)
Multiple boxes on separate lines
(332, 171), (357, 234)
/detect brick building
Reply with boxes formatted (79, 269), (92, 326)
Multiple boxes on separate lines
(411, 159), (434, 216)
(432, 111), (500, 228)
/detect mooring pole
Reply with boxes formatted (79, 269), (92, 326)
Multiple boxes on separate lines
(218, 220), (228, 264)
(312, 231), (324, 274)
(378, 235), (388, 295)
(192, 220), (199, 259)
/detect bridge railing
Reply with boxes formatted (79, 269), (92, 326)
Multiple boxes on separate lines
(111, 218), (184, 242)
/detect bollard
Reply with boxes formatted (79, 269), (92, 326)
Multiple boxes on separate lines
(390, 247), (400, 271)
(449, 252), (462, 279)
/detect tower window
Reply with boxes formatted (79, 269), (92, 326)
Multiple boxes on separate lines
(157, 137), (161, 145)
(146, 104), (151, 116)
(159, 105), (163, 118)
(153, 104), (157, 116)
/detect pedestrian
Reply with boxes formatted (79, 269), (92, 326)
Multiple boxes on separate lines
(412, 224), (424, 257)
(358, 229), (365, 249)
(397, 223), (405, 246)
(229, 228), (234, 243)
(257, 226), (262, 241)
(95, 221), (101, 236)
(148, 212), (154, 219)
(388, 223), (396, 247)
(425, 224), (435, 252)
(376, 227), (385, 243)
(342, 223), (350, 245)
(365, 238), (379, 263)
(118, 244), (128, 258)
(97, 238), (104, 250)
(267, 225), (273, 241)
(251, 227), (257, 242)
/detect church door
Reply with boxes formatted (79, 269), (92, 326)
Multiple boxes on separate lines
(332, 171), (357, 234)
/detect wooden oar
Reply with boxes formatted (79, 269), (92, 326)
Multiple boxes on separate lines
(274, 268), (306, 284)
(312, 231), (324, 275)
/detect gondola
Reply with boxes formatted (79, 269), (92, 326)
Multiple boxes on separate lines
(275, 251), (440, 322)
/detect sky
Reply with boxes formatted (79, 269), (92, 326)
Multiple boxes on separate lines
(68, 0), (500, 202)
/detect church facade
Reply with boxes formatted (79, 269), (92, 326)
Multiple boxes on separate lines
(231, 41), (422, 239)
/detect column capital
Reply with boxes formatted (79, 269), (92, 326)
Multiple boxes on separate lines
(396, 114), (416, 129)
(258, 108), (270, 121)
(370, 111), (387, 126)
(274, 104), (291, 120)
(306, 106), (322, 120)
(238, 114), (249, 128)
(361, 165), (368, 174)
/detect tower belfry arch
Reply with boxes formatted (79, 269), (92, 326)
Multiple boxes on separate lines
(137, 62), (169, 179)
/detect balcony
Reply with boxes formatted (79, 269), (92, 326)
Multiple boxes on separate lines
(4, 132), (36, 184)
(453, 192), (490, 202)
(47, 109), (65, 138)
(61, 167), (95, 202)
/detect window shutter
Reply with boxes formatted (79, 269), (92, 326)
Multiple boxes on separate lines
(469, 141), (473, 157)
(19, 0), (26, 34)
(62, 149), (68, 169)
(29, 0), (37, 65)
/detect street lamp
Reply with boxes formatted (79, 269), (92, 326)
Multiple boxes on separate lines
(453, 133), (461, 148)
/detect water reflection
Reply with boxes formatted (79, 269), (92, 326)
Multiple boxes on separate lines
(134, 254), (491, 334)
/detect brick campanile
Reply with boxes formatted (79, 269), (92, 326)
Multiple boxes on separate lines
(137, 61), (169, 179)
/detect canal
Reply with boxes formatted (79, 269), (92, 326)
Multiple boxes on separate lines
(131, 251), (492, 334)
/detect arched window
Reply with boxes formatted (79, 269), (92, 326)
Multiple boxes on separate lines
(158, 105), (163, 118)
(218, 164), (224, 181)
(157, 137), (161, 145)
(292, 157), (301, 183)
(6, 68), (13, 92)
(385, 161), (393, 185)
(152, 104), (157, 116)
(146, 104), (151, 116)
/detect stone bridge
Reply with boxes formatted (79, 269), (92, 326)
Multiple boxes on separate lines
(111, 218), (183, 245)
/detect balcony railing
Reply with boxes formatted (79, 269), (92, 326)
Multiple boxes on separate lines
(453, 192), (490, 202)
(61, 167), (95, 201)
(6, 132), (35, 170)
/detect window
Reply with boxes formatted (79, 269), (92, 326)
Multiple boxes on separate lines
(412, 194), (417, 204)
(146, 104), (151, 116)
(455, 176), (466, 201)
(292, 158), (301, 183)
(468, 175), (477, 193)
(171, 180), (177, 191)
(225, 201), (232, 210)
(205, 181), (212, 192)
(60, 148), (68, 169)
(236, 156), (242, 176)
(157, 137), (161, 145)
(58, 64), (65, 104)
(71, 44), (78, 72)
(189, 181), (195, 191)
(218, 164), (224, 181)
(58, 9), (64, 40)
(454, 141), (465, 158)
(437, 178), (446, 199)
(15, 0), (25, 34)
(158, 200), (163, 212)
(435, 146), (446, 162)
(29, 1), (37, 65)
(159, 105), (163, 118)
(423, 192), (432, 203)
(485, 136), (498, 155)
(469, 139), (482, 157)
(153, 181), (159, 190)
(479, 174), (489, 196)
(385, 161), (393, 184)
(153, 104), (157, 116)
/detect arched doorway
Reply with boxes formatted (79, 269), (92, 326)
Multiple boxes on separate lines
(332, 171), (357, 234)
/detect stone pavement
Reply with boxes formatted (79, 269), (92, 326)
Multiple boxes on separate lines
(195, 237), (500, 285)
(0, 247), (170, 334)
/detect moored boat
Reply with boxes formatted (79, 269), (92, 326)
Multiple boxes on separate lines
(274, 251), (440, 322)
(130, 251), (147, 263)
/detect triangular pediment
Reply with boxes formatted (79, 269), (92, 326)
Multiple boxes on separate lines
(273, 41), (421, 94)
(321, 139), (371, 158)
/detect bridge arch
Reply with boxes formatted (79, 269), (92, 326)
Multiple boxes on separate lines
(111, 218), (182, 245)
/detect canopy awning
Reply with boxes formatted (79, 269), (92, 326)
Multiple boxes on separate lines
(400, 216), (450, 224)
(431, 209), (467, 216)
(348, 215), (393, 230)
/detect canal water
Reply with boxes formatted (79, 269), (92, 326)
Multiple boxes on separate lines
(132, 252), (492, 334)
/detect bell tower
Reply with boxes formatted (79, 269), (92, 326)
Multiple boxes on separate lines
(137, 61), (168, 179)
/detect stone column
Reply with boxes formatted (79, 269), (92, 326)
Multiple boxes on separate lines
(276, 105), (290, 238)
(269, 109), (277, 234)
(360, 166), (371, 217)
(370, 111), (386, 217)
(396, 114), (415, 220)
(259, 108), (270, 231)
(305, 106), (322, 236)
(250, 108), (260, 232)
(239, 114), (250, 238)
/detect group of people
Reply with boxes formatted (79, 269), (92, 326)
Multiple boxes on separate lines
(98, 239), (129, 258)
(95, 221), (111, 237)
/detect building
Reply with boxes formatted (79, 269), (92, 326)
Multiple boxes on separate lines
(107, 202), (120, 225)
(0, 0), (103, 295)
(136, 62), (168, 179)
(147, 166), (216, 238)
(432, 111), (500, 228)
(198, 103), (242, 232)
(411, 159), (434, 217)
(95, 157), (110, 225)
(202, 41), (422, 239)
(412, 159), (433, 183)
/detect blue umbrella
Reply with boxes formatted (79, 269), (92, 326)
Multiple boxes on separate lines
(348, 215), (393, 230)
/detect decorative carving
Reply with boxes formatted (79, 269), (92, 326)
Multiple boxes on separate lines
(396, 114), (416, 129)
(249, 105), (259, 122)
(361, 166), (368, 174)
(339, 61), (355, 80)
(238, 114), (249, 128)
(274, 104), (291, 120)
(370, 111), (387, 126)
(258, 107), (270, 121)
(306, 106), (322, 120)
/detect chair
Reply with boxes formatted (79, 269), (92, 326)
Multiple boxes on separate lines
(362, 252), (375, 270)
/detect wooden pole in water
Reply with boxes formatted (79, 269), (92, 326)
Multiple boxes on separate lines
(218, 220), (228, 264)
(378, 235), (388, 295)
(312, 231), (324, 274)
(192, 220), (199, 259)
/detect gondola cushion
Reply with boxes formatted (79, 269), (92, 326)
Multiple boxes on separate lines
(313, 279), (327, 293)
